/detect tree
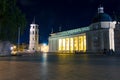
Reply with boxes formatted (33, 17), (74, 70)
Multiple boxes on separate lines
(0, 0), (26, 43)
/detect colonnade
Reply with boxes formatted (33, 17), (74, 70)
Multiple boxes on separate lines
(58, 34), (86, 53)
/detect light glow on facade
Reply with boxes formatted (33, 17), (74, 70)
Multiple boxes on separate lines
(70, 38), (73, 52)
(62, 39), (65, 50)
(41, 44), (49, 52)
(58, 34), (86, 53)
(66, 38), (69, 51)
(59, 39), (62, 51)
(11, 45), (17, 55)
(74, 37), (78, 51)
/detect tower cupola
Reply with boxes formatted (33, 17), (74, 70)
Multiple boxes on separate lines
(92, 6), (112, 23)
(98, 6), (104, 13)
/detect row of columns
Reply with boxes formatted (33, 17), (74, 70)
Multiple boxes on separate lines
(49, 34), (86, 53)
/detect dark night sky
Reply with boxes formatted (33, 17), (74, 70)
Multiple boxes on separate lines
(17, 0), (120, 44)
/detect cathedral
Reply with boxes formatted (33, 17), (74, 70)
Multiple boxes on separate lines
(49, 6), (120, 53)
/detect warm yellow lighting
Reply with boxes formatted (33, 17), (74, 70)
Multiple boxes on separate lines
(83, 35), (86, 52)
(13, 46), (17, 49)
(65, 38), (69, 51)
(59, 39), (62, 51)
(78, 35), (86, 52)
(41, 44), (49, 52)
(11, 45), (17, 55)
(62, 39), (65, 50)
(79, 36), (83, 51)
(70, 38), (73, 52)
(74, 37), (78, 51)
(58, 34), (86, 53)
(11, 51), (17, 55)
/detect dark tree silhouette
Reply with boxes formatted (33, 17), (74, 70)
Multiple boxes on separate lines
(0, 0), (26, 43)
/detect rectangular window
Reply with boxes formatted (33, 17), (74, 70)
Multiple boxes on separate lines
(36, 31), (37, 34)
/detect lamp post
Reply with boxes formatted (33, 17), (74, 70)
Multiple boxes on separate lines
(18, 27), (20, 52)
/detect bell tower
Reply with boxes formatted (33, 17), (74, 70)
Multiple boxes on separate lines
(29, 18), (39, 52)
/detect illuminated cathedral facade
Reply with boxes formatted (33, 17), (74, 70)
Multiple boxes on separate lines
(49, 6), (120, 53)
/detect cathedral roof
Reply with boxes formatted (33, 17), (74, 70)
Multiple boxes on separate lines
(92, 6), (112, 23)
(92, 13), (112, 23)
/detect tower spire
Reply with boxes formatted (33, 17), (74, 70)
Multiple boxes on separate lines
(59, 26), (62, 32)
(32, 16), (35, 24)
(51, 27), (53, 33)
(98, 4), (104, 13)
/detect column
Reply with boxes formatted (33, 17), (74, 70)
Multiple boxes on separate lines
(109, 28), (115, 51)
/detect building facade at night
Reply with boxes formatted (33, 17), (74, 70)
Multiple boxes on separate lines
(49, 6), (120, 53)
(29, 19), (39, 52)
(28, 19), (49, 53)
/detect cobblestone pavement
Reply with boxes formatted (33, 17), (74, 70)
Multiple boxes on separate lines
(0, 54), (120, 80)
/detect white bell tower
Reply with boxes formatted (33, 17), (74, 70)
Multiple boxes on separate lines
(29, 18), (39, 52)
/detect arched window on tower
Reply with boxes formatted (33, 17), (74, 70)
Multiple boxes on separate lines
(33, 38), (34, 40)
(36, 31), (37, 34)
(33, 31), (34, 34)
